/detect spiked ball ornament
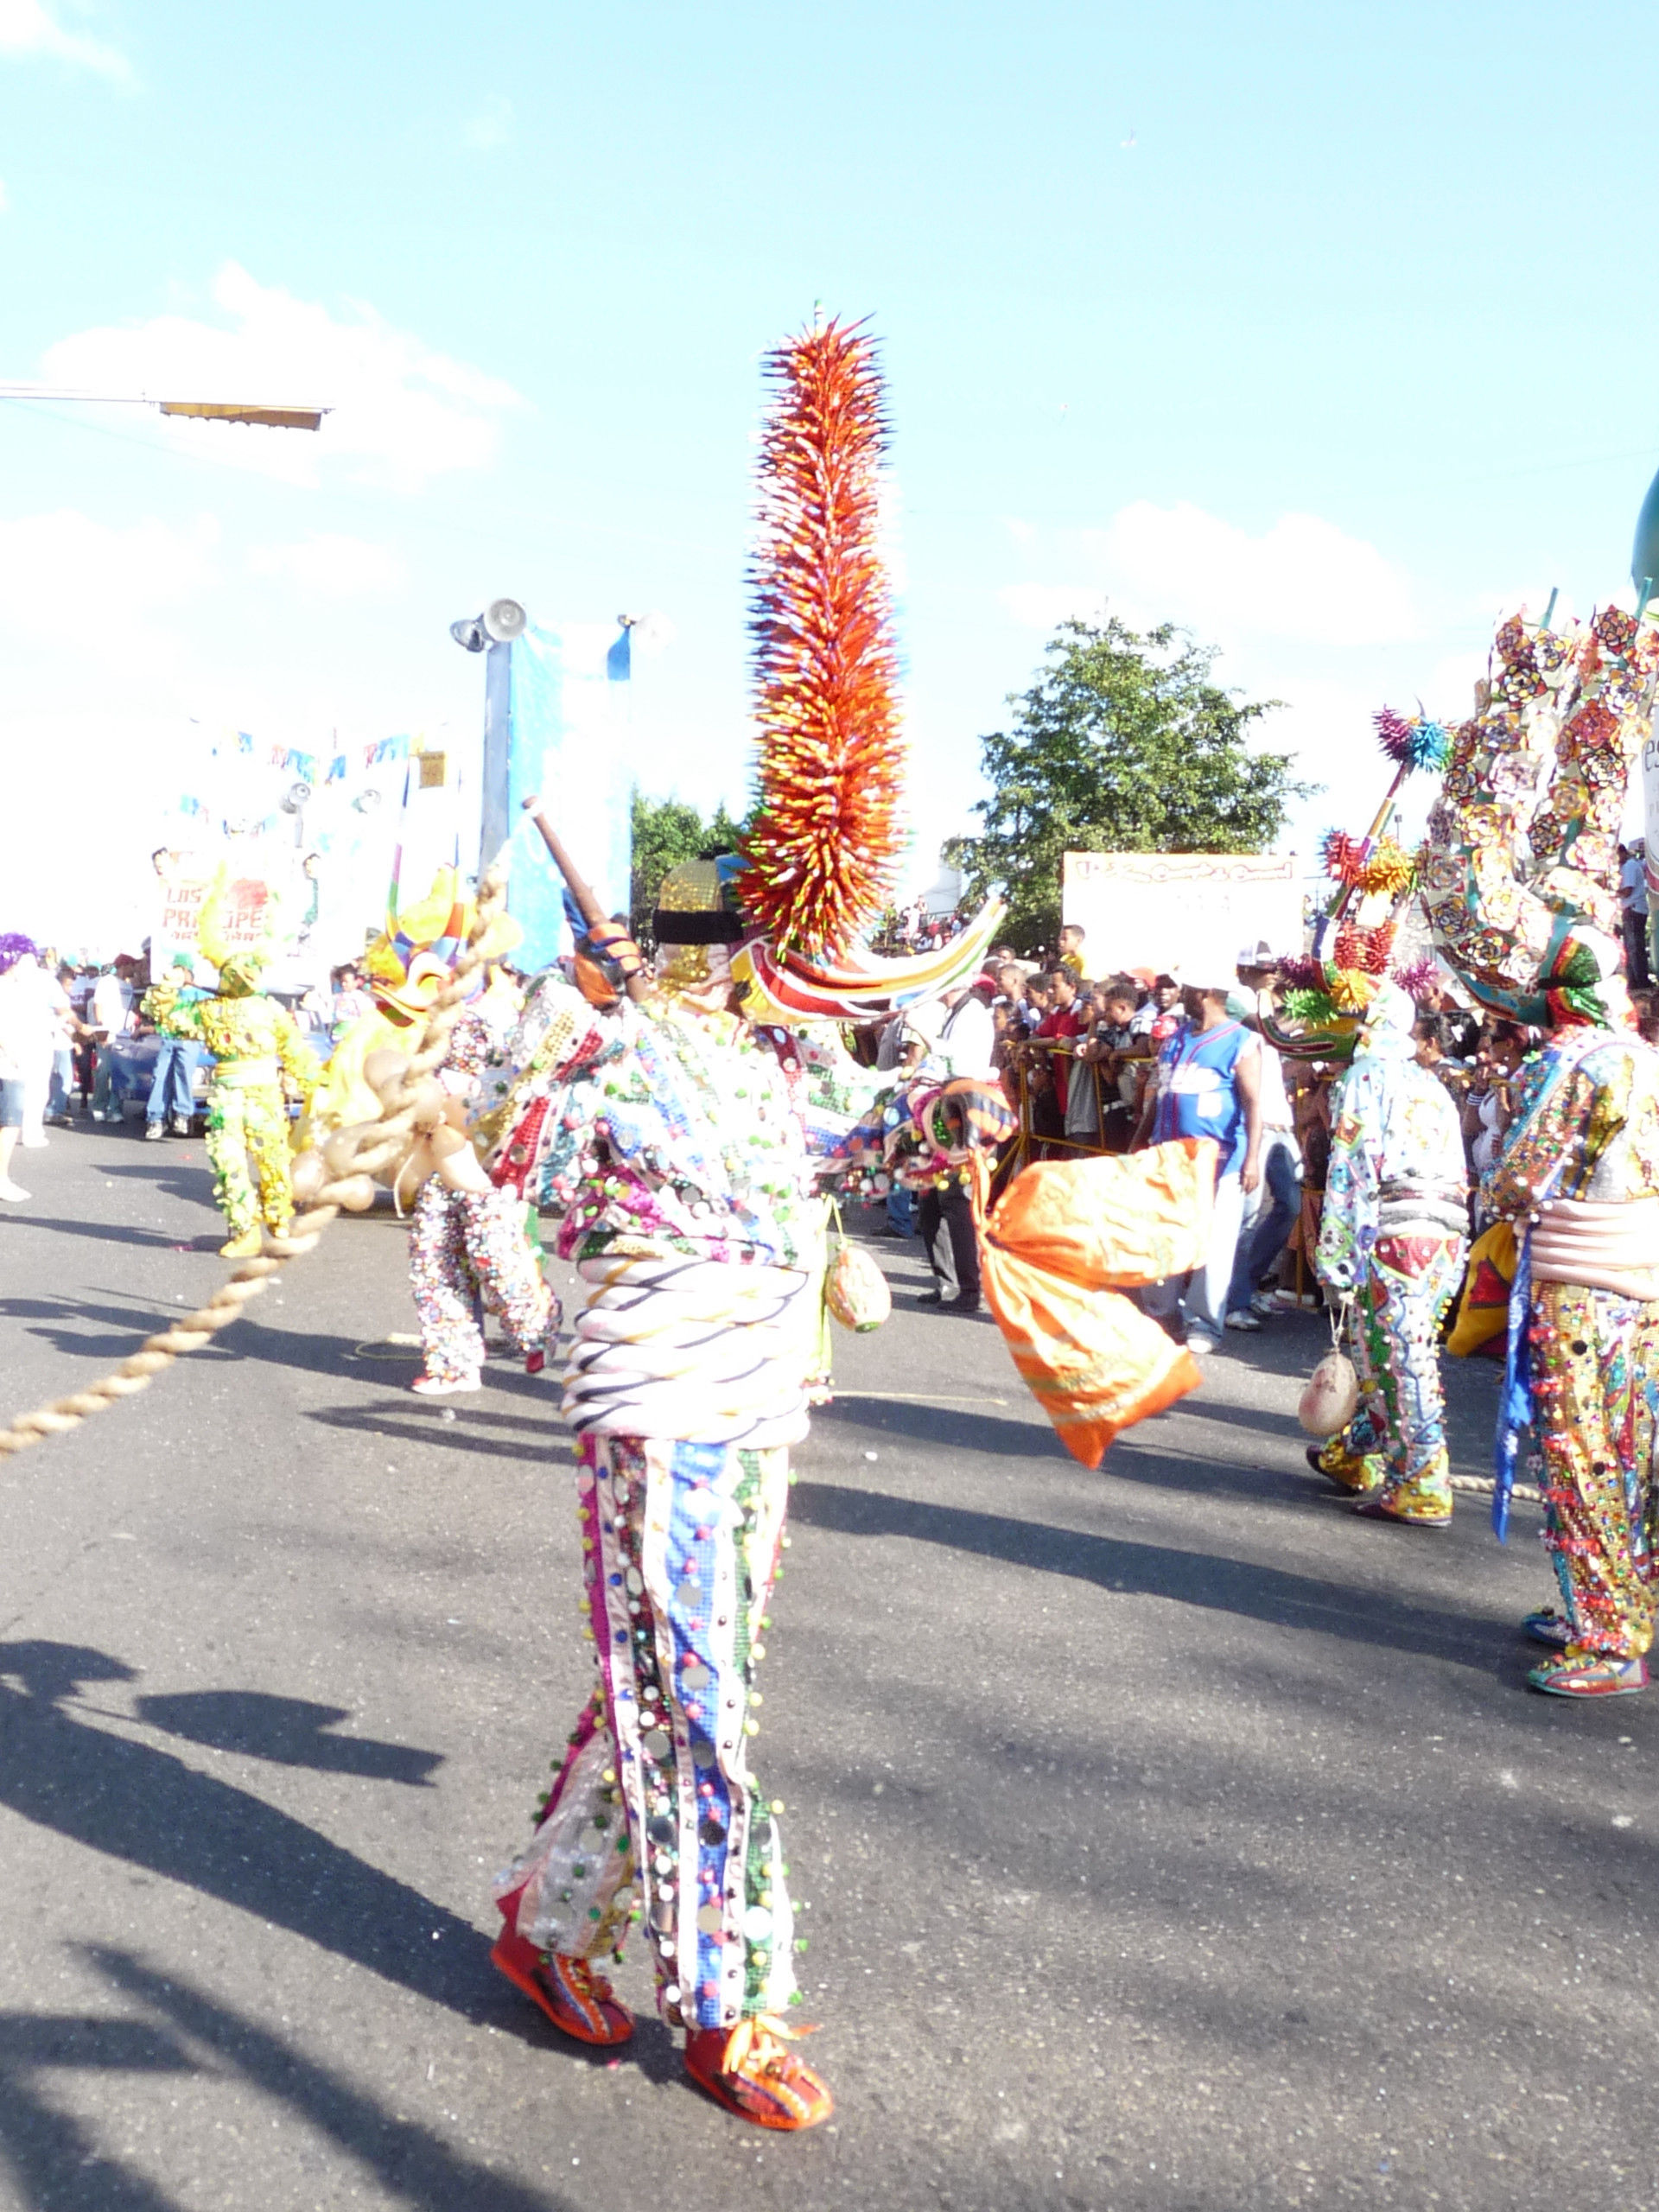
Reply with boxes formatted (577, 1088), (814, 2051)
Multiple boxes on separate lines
(738, 317), (906, 957)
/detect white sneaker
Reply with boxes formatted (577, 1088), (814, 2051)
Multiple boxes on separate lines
(1185, 1329), (1219, 1353)
(1249, 1291), (1278, 1318)
(1225, 1308), (1262, 1332)
(0, 1180), (31, 1203)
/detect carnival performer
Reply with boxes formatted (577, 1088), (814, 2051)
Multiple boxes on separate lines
(486, 317), (1008, 2127)
(488, 845), (842, 2129)
(144, 883), (320, 1259)
(1309, 982), (1469, 1525)
(354, 873), (556, 1396)
(1419, 602), (1659, 1695)
(404, 999), (558, 1395)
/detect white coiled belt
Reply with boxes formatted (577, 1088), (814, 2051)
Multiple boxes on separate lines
(562, 1252), (815, 1446)
(1530, 1196), (1659, 1301)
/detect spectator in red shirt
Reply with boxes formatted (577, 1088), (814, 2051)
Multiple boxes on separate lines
(1027, 966), (1086, 1154)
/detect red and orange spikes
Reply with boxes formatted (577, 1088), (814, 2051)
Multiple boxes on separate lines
(738, 316), (906, 957)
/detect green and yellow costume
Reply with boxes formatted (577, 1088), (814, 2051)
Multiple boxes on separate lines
(145, 887), (319, 1252)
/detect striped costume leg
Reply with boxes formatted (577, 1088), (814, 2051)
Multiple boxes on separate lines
(494, 1445), (639, 1961)
(498, 1433), (797, 2029)
(1372, 1235), (1465, 1519)
(1317, 1276), (1388, 1490)
(1535, 1284), (1659, 1659)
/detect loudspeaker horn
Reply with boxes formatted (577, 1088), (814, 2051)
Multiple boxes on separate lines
(483, 597), (528, 644)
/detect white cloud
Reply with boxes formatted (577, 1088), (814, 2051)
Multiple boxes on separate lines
(41, 262), (522, 492)
(1001, 500), (1421, 651)
(248, 533), (406, 598)
(462, 96), (513, 150)
(0, 0), (129, 79)
(0, 508), (219, 664)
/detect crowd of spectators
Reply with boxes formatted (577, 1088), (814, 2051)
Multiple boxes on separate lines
(855, 910), (1659, 1355)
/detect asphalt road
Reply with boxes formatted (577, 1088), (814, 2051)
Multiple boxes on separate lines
(0, 1122), (1654, 2212)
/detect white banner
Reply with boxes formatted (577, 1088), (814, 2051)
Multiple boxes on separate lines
(1062, 851), (1303, 982)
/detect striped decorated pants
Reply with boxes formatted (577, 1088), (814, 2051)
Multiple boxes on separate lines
(495, 1433), (798, 2031)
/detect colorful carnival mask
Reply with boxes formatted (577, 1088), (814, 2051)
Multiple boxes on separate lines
(363, 868), (523, 1028)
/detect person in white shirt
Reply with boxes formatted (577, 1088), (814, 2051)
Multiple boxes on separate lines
(1619, 840), (1650, 988)
(937, 976), (997, 1081)
(0, 936), (47, 1200)
(88, 963), (135, 1122)
(11, 953), (58, 1149)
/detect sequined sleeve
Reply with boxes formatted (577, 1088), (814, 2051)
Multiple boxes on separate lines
(144, 984), (205, 1044)
(1482, 1054), (1603, 1217)
(1315, 1065), (1378, 1292)
(273, 1004), (322, 1098)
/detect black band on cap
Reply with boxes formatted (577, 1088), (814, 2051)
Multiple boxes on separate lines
(650, 909), (747, 945)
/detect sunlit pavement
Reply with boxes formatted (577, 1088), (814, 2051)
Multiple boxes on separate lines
(0, 1123), (1651, 2212)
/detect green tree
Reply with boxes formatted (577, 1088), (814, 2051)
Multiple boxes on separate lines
(955, 614), (1307, 951)
(629, 789), (750, 940)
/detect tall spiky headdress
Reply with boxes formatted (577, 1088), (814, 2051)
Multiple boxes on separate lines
(1418, 604), (1659, 1027)
(738, 316), (906, 957)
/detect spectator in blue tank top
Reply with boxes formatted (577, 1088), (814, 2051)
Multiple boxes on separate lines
(1134, 971), (1262, 1353)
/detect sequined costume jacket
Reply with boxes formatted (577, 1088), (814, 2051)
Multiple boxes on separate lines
(488, 976), (844, 1266)
(1482, 1029), (1659, 1224)
(1317, 1048), (1468, 1293)
(146, 984), (320, 1102)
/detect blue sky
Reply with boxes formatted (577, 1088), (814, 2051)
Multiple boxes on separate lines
(3, 0), (1659, 947)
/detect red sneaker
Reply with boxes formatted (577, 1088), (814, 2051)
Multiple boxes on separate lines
(683, 2017), (833, 2131)
(490, 1928), (634, 2045)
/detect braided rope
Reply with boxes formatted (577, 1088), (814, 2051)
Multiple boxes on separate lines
(1450, 1471), (1540, 1504)
(0, 869), (509, 1463)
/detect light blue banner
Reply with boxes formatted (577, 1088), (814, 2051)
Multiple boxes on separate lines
(499, 624), (632, 972)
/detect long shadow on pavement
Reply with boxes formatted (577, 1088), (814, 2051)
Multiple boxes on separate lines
(789, 1479), (1503, 1672)
(0, 1948), (575, 2212)
(0, 1641), (489, 2023)
(132, 1690), (442, 1785)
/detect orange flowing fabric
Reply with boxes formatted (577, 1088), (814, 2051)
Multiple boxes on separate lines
(971, 1140), (1218, 1469)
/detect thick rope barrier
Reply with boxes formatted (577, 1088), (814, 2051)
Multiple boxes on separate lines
(0, 868), (509, 1463)
(1450, 1471), (1540, 1504)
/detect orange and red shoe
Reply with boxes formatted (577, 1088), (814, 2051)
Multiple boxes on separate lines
(490, 1927), (634, 2045)
(683, 2016), (833, 2131)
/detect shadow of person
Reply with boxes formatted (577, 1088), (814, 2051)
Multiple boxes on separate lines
(787, 1481), (1503, 1673)
(0, 2006), (193, 2212)
(0, 1641), (487, 2022)
(83, 1947), (578, 2212)
(133, 1691), (442, 1786)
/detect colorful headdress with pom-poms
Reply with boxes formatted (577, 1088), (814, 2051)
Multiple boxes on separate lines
(1264, 706), (1448, 1060)
(0, 934), (41, 977)
(1418, 602), (1659, 1027)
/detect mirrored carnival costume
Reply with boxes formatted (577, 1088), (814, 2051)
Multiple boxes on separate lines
(1421, 605), (1659, 1693)
(1313, 985), (1468, 1523)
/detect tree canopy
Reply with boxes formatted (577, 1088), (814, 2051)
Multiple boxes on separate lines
(953, 614), (1308, 951)
(629, 789), (748, 941)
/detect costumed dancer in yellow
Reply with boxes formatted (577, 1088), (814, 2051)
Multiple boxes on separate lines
(144, 882), (320, 1259)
